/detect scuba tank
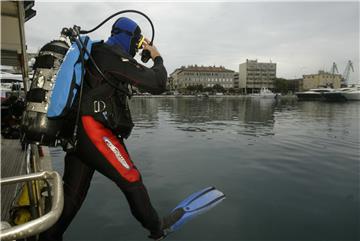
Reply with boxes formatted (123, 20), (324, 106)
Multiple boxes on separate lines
(21, 32), (72, 146)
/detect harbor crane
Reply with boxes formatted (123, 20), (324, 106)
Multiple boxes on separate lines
(331, 62), (339, 74)
(342, 60), (354, 86)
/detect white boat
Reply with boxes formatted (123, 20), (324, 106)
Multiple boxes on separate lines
(322, 87), (352, 102)
(342, 86), (360, 101)
(0, 71), (24, 99)
(322, 85), (360, 101)
(260, 87), (277, 99)
(295, 88), (334, 101)
(251, 87), (277, 99)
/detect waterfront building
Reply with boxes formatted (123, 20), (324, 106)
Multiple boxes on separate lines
(301, 71), (342, 91)
(239, 59), (277, 94)
(167, 76), (174, 90)
(233, 72), (239, 89)
(170, 65), (235, 90)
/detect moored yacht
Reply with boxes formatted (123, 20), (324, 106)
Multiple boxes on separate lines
(295, 88), (333, 101)
(322, 87), (352, 102)
(322, 85), (360, 101)
(342, 86), (360, 101)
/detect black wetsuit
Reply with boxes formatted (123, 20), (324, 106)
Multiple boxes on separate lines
(40, 43), (167, 240)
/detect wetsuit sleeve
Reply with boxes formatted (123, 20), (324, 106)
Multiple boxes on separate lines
(108, 58), (167, 94)
(126, 56), (168, 95)
(88, 44), (168, 94)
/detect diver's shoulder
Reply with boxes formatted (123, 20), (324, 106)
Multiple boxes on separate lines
(94, 42), (133, 59)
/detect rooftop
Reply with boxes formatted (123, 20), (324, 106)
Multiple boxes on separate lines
(176, 65), (235, 73)
(244, 59), (276, 65)
(303, 70), (342, 77)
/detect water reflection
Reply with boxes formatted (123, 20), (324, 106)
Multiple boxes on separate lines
(51, 97), (359, 241)
(129, 97), (278, 137)
(129, 98), (159, 129)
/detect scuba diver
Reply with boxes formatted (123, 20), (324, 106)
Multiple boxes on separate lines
(39, 17), (169, 240)
(34, 13), (224, 241)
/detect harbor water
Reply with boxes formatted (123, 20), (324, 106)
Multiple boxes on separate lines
(50, 97), (359, 241)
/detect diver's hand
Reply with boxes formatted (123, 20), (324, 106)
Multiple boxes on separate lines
(143, 38), (161, 61)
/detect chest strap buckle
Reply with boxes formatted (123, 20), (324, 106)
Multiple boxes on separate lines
(94, 100), (106, 113)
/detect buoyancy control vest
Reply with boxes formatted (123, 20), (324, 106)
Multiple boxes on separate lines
(21, 35), (96, 146)
(47, 37), (94, 119)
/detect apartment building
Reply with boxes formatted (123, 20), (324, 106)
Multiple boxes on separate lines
(239, 59), (276, 93)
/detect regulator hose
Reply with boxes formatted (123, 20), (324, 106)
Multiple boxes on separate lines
(80, 9), (155, 45)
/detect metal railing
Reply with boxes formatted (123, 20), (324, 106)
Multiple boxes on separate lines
(0, 171), (64, 241)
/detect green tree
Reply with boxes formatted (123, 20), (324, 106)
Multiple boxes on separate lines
(186, 84), (204, 93)
(228, 88), (236, 94)
(204, 87), (213, 92)
(274, 78), (288, 94)
(186, 85), (195, 91)
(195, 84), (204, 92)
(212, 84), (225, 92)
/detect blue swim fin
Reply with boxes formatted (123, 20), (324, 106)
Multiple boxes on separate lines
(163, 186), (225, 233)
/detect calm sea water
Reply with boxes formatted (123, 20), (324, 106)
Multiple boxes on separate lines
(51, 97), (359, 241)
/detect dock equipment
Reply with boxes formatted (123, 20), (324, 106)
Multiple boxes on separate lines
(1, 1), (64, 240)
(342, 60), (354, 86)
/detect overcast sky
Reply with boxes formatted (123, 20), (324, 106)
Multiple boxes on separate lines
(25, 1), (359, 82)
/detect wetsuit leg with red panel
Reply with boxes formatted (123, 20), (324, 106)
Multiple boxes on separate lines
(39, 116), (163, 241)
(78, 116), (163, 237)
